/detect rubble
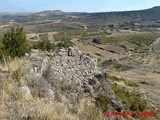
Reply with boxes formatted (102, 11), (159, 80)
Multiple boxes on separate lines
(25, 47), (124, 111)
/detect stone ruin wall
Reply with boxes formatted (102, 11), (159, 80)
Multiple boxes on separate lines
(26, 47), (98, 85)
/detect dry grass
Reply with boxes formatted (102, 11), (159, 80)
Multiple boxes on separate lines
(0, 57), (26, 72)
(0, 98), (75, 120)
(0, 96), (104, 120)
(0, 56), (104, 120)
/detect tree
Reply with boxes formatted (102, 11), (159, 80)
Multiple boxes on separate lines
(53, 32), (73, 49)
(1, 26), (29, 58)
(36, 39), (53, 51)
(57, 37), (73, 49)
(34, 33), (53, 51)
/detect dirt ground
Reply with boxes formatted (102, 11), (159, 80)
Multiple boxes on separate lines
(75, 39), (160, 111)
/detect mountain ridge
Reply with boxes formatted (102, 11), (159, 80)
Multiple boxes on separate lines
(1, 6), (160, 33)
(1, 6), (160, 15)
(32, 6), (160, 14)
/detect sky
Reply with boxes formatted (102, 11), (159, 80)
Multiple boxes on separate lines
(0, 0), (160, 13)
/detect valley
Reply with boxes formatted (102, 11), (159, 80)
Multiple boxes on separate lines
(0, 6), (160, 120)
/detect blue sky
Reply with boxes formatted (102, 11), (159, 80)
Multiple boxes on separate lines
(0, 0), (160, 12)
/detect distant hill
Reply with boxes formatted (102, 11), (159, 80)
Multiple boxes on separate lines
(29, 6), (160, 23)
(84, 6), (160, 25)
(1, 6), (160, 22)
(1, 6), (160, 32)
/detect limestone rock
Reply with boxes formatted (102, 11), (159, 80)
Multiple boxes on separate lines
(25, 47), (124, 111)
(19, 86), (32, 100)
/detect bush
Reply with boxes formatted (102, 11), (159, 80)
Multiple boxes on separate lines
(0, 26), (29, 58)
(57, 37), (73, 49)
(12, 70), (23, 82)
(53, 32), (73, 49)
(54, 91), (61, 102)
(79, 106), (103, 120)
(111, 84), (152, 112)
(34, 34), (53, 51)
(95, 93), (111, 111)
(36, 39), (53, 51)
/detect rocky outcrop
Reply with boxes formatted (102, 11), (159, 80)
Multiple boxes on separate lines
(25, 47), (124, 113)
(26, 47), (97, 84)
(18, 86), (33, 100)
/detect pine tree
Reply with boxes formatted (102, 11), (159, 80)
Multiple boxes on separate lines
(1, 26), (29, 58)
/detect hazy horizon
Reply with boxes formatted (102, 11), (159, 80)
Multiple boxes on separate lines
(0, 0), (160, 13)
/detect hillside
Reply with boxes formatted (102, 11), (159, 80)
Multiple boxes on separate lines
(0, 6), (160, 33)
(0, 6), (160, 120)
(1, 47), (159, 119)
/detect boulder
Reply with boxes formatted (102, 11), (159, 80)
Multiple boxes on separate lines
(68, 47), (74, 57)
(18, 86), (32, 100)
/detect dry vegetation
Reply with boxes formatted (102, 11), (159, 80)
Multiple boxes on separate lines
(1, 8), (160, 119)
(1, 27), (160, 119)
(0, 58), (105, 120)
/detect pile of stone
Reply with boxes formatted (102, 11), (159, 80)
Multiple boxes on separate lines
(26, 47), (97, 84)
(25, 47), (123, 112)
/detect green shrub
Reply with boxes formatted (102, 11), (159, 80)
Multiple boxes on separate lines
(53, 31), (73, 49)
(34, 34), (53, 51)
(60, 81), (77, 92)
(12, 70), (22, 82)
(57, 37), (73, 49)
(54, 91), (61, 102)
(95, 93), (111, 111)
(0, 26), (29, 58)
(129, 97), (146, 111)
(79, 106), (103, 120)
(36, 39), (53, 51)
(111, 84), (153, 112)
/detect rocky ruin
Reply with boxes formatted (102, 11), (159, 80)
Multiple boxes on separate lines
(25, 47), (124, 113)
(26, 47), (97, 85)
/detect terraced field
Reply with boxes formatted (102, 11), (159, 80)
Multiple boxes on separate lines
(94, 45), (126, 54)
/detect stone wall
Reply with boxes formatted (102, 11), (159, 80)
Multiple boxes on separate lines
(26, 47), (97, 84)
(25, 47), (123, 113)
